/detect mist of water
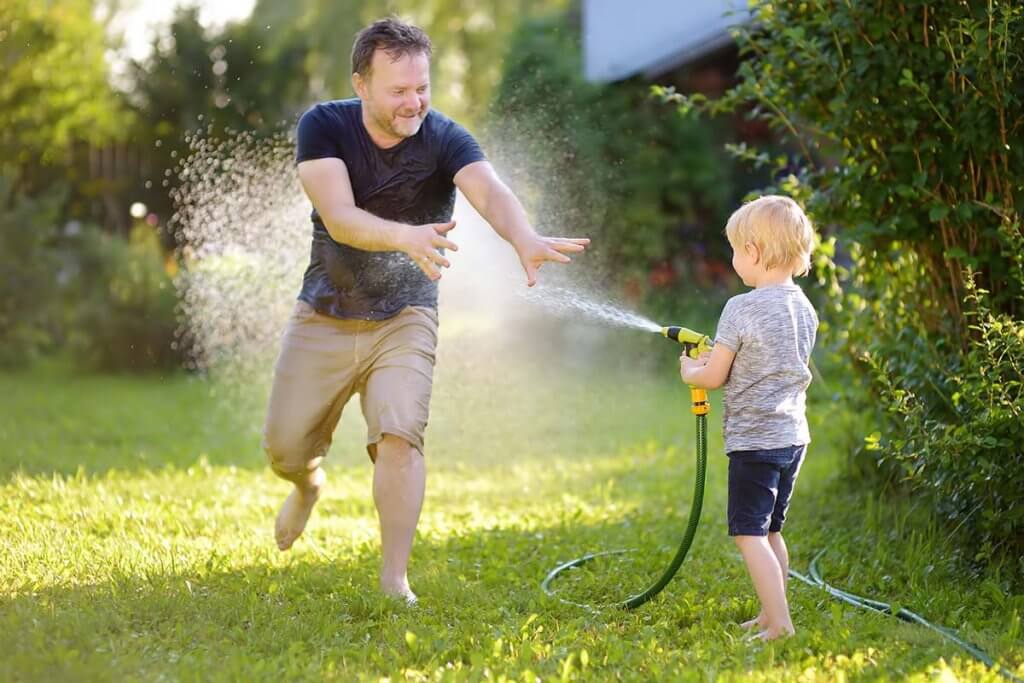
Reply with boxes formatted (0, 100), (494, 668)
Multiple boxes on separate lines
(170, 126), (666, 441)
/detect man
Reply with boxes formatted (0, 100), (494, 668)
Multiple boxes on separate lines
(263, 17), (589, 603)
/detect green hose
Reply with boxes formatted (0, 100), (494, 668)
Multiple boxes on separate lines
(791, 550), (1023, 683)
(541, 412), (707, 610)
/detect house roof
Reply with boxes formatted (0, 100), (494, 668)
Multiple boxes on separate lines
(582, 0), (753, 83)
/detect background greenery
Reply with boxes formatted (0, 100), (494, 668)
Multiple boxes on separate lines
(669, 0), (1023, 570)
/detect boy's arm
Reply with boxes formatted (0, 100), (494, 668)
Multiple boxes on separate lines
(680, 344), (736, 389)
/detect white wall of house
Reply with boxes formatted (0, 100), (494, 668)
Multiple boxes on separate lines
(582, 0), (752, 83)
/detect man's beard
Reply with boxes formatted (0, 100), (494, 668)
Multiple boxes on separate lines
(372, 106), (423, 140)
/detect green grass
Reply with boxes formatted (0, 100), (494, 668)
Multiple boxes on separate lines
(1, 329), (1022, 682)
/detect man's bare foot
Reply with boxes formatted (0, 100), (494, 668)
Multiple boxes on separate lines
(740, 614), (767, 631)
(275, 469), (325, 551)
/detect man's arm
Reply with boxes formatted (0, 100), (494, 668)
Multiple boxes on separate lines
(454, 160), (589, 287)
(297, 157), (457, 280)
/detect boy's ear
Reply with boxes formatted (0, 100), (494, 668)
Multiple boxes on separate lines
(744, 242), (761, 266)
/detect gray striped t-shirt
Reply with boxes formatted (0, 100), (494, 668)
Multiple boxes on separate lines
(714, 283), (818, 453)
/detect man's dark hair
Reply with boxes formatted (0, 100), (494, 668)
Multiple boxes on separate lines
(352, 18), (432, 78)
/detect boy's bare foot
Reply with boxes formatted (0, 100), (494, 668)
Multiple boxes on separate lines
(384, 589), (418, 607)
(755, 624), (795, 641)
(275, 468), (326, 551)
(381, 578), (417, 606)
(740, 613), (767, 630)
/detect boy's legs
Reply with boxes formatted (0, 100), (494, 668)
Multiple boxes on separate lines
(742, 533), (789, 630)
(733, 535), (794, 638)
(728, 454), (797, 639)
(765, 444), (804, 596)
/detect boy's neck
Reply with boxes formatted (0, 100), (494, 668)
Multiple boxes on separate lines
(752, 269), (794, 289)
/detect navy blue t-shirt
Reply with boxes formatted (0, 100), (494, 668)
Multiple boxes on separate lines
(294, 98), (485, 320)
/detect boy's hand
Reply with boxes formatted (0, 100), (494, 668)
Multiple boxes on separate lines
(679, 353), (707, 383)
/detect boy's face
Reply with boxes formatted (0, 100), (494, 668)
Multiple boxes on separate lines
(731, 242), (760, 287)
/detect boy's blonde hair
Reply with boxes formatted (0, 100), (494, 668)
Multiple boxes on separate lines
(725, 195), (816, 276)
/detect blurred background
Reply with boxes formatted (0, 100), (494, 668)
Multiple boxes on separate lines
(2, 0), (1022, 578)
(0, 0), (776, 374)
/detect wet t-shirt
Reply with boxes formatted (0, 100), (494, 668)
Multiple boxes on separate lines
(294, 98), (486, 320)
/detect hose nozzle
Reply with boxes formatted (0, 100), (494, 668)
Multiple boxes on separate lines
(660, 326), (714, 359)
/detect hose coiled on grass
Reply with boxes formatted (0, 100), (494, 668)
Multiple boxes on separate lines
(541, 412), (707, 610)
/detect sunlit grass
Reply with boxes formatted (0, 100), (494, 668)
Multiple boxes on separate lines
(1, 336), (1021, 681)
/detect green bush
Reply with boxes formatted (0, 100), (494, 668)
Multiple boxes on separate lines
(673, 1), (1024, 566)
(0, 176), (64, 367)
(863, 274), (1024, 565)
(67, 223), (182, 372)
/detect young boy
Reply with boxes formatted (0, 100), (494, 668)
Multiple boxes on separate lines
(680, 195), (818, 641)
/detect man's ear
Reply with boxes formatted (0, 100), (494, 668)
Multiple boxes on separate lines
(744, 242), (761, 266)
(352, 72), (367, 98)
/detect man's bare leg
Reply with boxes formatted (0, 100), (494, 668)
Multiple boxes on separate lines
(275, 460), (326, 551)
(740, 531), (790, 630)
(372, 434), (425, 602)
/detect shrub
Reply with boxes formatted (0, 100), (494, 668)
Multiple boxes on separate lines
(671, 1), (1024, 566)
(67, 223), (182, 372)
(0, 176), (64, 367)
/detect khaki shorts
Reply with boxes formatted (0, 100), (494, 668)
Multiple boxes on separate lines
(262, 300), (438, 475)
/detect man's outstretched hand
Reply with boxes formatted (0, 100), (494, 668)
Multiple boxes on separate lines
(401, 221), (459, 281)
(516, 235), (590, 287)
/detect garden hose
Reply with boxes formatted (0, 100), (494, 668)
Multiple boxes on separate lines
(541, 328), (711, 610)
(790, 550), (1023, 683)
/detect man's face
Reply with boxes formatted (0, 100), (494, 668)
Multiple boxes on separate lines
(354, 49), (431, 141)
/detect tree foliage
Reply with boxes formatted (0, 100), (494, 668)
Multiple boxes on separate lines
(250, 0), (570, 128)
(0, 0), (128, 179)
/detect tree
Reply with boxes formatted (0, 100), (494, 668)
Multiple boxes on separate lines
(0, 0), (128, 192)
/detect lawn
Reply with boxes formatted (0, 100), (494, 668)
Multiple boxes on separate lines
(1, 322), (1021, 681)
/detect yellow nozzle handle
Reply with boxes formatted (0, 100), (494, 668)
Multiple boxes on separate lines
(661, 326), (714, 359)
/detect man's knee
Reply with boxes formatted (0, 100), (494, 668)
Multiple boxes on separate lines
(372, 433), (421, 466)
(263, 427), (322, 479)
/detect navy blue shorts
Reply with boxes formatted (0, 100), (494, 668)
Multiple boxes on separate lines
(727, 445), (806, 537)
